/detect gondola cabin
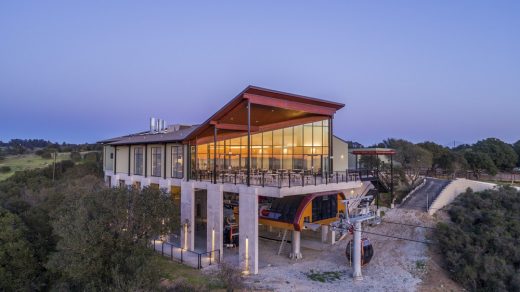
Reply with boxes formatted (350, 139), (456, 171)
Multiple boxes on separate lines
(259, 191), (346, 231)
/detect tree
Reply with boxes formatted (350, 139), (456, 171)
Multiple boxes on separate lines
(380, 139), (432, 187)
(70, 151), (82, 162)
(472, 138), (518, 171)
(464, 151), (498, 178)
(417, 141), (450, 171)
(359, 155), (381, 169)
(47, 186), (179, 290)
(513, 140), (520, 167)
(436, 187), (520, 291)
(0, 208), (38, 291)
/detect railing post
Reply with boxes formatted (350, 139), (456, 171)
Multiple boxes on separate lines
(302, 173), (304, 186)
(314, 173), (317, 186)
(262, 172), (265, 187)
(234, 172), (237, 185)
(336, 172), (339, 183)
(209, 251), (212, 265)
(289, 172), (291, 188)
(181, 248), (183, 263)
(170, 245), (173, 260)
(161, 242), (164, 256)
(324, 172), (327, 185)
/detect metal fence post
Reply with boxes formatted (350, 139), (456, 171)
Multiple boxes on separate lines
(170, 245), (173, 260)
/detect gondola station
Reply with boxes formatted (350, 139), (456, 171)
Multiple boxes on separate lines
(99, 86), (394, 277)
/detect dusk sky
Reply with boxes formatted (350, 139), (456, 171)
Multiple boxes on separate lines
(1, 1), (519, 146)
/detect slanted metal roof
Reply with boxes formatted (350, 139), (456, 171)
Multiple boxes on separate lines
(101, 125), (199, 145)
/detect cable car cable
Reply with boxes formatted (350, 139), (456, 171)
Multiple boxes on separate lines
(381, 220), (437, 230)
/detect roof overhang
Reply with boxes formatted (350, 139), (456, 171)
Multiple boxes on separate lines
(351, 148), (397, 156)
(186, 85), (345, 144)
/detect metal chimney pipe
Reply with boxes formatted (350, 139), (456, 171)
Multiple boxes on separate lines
(150, 117), (156, 132)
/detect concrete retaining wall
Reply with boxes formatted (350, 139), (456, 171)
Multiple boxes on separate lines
(428, 179), (497, 215)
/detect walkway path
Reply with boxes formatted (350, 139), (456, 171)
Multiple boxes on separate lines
(401, 178), (450, 212)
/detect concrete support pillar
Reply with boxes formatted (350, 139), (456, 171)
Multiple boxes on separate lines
(321, 225), (329, 243)
(206, 184), (223, 261)
(238, 186), (258, 275)
(353, 221), (363, 280)
(328, 230), (336, 244)
(290, 230), (302, 259)
(180, 181), (195, 251)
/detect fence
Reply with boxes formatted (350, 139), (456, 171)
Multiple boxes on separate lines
(151, 239), (220, 269)
(191, 169), (383, 188)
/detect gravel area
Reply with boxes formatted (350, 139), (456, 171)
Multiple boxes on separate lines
(244, 208), (460, 292)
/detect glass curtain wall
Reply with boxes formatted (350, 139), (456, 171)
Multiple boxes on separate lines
(194, 119), (329, 176)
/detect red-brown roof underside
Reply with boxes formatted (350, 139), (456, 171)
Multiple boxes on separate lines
(186, 85), (345, 144)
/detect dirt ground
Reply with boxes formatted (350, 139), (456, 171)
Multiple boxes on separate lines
(241, 208), (462, 292)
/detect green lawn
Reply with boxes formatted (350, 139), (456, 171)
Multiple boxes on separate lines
(0, 153), (71, 181)
(154, 255), (222, 289)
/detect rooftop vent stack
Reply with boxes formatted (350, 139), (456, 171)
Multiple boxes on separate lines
(150, 117), (156, 132)
(161, 120), (167, 132)
(156, 119), (161, 132)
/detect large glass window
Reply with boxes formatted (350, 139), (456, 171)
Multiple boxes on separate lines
(171, 145), (183, 178)
(151, 147), (162, 177)
(134, 147), (143, 175)
(194, 119), (329, 174)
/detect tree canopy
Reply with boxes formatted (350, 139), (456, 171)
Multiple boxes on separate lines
(472, 138), (518, 171)
(436, 187), (520, 291)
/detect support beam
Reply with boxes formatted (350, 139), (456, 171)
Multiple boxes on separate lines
(187, 141), (191, 181)
(390, 155), (394, 207)
(246, 100), (251, 187)
(290, 231), (302, 259)
(329, 116), (333, 173)
(353, 221), (363, 280)
(321, 225), (329, 243)
(114, 146), (117, 174)
(180, 181), (195, 251)
(163, 143), (167, 179)
(144, 144), (148, 178)
(206, 184), (223, 261)
(213, 126), (217, 184)
(128, 145), (131, 176)
(239, 186), (258, 274)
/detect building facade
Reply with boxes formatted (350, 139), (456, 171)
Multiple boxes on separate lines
(100, 86), (366, 274)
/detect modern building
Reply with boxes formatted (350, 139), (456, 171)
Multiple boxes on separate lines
(99, 86), (372, 274)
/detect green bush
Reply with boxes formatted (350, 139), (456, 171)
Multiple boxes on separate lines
(0, 166), (11, 173)
(436, 187), (520, 291)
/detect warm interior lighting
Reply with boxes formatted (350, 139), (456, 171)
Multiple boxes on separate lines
(184, 223), (188, 250)
(244, 236), (250, 275)
(211, 228), (215, 261)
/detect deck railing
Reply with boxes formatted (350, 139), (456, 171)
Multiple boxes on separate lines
(191, 169), (378, 188)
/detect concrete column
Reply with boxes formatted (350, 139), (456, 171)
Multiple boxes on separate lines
(239, 186), (258, 274)
(180, 181), (195, 251)
(328, 230), (336, 245)
(353, 221), (363, 280)
(206, 184), (223, 261)
(321, 225), (329, 243)
(290, 231), (302, 259)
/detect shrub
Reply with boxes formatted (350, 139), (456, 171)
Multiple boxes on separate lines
(70, 151), (82, 162)
(216, 261), (245, 291)
(0, 166), (11, 173)
(436, 187), (520, 291)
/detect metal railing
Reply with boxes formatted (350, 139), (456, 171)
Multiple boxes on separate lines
(151, 239), (220, 269)
(191, 169), (373, 188)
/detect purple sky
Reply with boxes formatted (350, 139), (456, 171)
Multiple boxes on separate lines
(1, 1), (519, 146)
